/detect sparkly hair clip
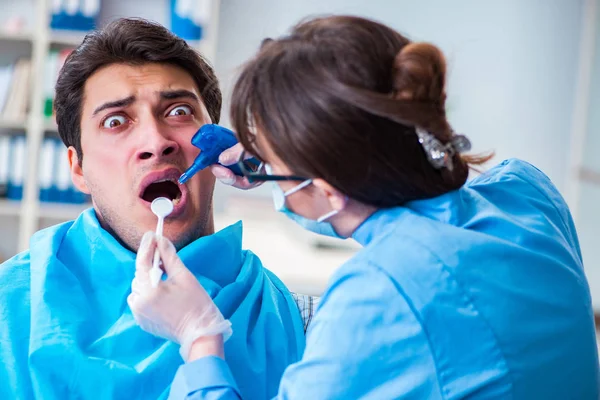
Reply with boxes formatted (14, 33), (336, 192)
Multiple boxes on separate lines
(415, 127), (471, 171)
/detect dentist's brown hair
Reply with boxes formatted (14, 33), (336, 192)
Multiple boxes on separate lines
(231, 15), (491, 207)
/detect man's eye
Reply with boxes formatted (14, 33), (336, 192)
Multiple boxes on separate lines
(102, 115), (127, 128)
(168, 105), (193, 117)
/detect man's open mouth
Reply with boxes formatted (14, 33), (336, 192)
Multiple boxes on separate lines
(141, 179), (182, 204)
(139, 168), (186, 207)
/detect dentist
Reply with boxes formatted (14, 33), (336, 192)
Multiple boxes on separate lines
(127, 15), (599, 400)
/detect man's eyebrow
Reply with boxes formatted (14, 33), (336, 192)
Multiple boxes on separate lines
(159, 89), (200, 102)
(92, 96), (135, 117)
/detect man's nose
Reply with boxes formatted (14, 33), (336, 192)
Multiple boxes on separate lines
(136, 120), (180, 161)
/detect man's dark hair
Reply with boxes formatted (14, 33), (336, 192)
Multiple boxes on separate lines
(54, 17), (221, 162)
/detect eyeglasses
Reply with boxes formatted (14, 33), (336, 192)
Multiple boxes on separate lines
(236, 149), (309, 183)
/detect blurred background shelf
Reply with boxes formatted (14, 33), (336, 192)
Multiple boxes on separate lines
(49, 30), (86, 47)
(0, 118), (26, 130)
(38, 202), (91, 220)
(0, 199), (21, 216)
(44, 120), (58, 132)
(0, 31), (33, 43)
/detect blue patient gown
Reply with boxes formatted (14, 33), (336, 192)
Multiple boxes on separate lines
(171, 159), (599, 399)
(0, 210), (305, 399)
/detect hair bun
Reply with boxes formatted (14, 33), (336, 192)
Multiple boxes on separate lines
(393, 42), (447, 106)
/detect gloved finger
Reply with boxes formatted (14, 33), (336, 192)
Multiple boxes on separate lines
(209, 165), (263, 190)
(217, 143), (246, 166)
(126, 292), (139, 312)
(131, 275), (150, 296)
(136, 231), (157, 275)
(210, 165), (237, 185)
(155, 236), (188, 278)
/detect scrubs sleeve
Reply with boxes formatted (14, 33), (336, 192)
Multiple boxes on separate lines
(168, 356), (242, 400)
(275, 264), (443, 399)
(168, 264), (442, 399)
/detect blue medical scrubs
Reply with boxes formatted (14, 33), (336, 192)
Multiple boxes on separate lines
(0, 212), (304, 400)
(169, 159), (599, 399)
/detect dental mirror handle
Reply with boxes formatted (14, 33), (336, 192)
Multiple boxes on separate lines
(150, 217), (164, 287)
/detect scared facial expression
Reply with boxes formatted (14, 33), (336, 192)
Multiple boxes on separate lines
(69, 62), (216, 251)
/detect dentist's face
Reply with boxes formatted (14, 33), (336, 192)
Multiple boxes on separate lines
(69, 62), (215, 251)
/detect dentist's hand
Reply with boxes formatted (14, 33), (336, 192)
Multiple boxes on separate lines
(127, 232), (232, 361)
(210, 142), (263, 190)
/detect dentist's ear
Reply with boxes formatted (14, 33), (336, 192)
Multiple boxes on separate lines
(312, 179), (348, 211)
(68, 147), (91, 194)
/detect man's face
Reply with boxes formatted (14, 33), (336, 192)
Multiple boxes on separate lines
(69, 63), (216, 251)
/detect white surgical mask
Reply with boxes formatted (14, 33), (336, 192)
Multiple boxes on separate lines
(265, 165), (343, 239)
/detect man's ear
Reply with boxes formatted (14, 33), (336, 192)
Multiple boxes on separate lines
(312, 178), (348, 211)
(67, 147), (90, 194)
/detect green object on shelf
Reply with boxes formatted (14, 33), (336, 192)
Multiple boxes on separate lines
(43, 98), (53, 118)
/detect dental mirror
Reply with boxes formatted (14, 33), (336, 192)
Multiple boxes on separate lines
(150, 197), (174, 287)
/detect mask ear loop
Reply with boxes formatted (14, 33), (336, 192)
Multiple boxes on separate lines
(283, 179), (313, 196)
(317, 209), (338, 223)
(284, 179), (349, 223)
(316, 195), (349, 223)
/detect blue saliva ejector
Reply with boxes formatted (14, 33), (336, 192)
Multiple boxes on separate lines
(179, 124), (258, 184)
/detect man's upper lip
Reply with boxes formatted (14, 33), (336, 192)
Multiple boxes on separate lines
(138, 167), (184, 199)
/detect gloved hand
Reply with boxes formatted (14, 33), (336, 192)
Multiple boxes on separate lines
(210, 142), (264, 190)
(127, 231), (232, 361)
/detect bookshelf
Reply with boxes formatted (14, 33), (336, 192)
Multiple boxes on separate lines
(0, 118), (27, 130)
(0, 32), (34, 43)
(0, 0), (222, 257)
(0, 199), (21, 217)
(48, 31), (87, 47)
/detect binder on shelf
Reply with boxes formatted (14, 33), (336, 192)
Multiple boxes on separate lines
(43, 51), (58, 118)
(6, 135), (26, 201)
(171, 0), (212, 41)
(44, 49), (73, 123)
(0, 65), (14, 116)
(39, 138), (89, 205)
(1, 58), (31, 121)
(50, 0), (101, 32)
(38, 137), (57, 202)
(0, 135), (10, 198)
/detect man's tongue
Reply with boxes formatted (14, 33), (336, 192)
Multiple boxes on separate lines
(142, 181), (182, 204)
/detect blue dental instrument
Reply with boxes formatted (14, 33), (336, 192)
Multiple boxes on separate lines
(179, 124), (258, 184)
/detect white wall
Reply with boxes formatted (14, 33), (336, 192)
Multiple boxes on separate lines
(210, 0), (591, 297)
(213, 0), (584, 195)
(0, 0), (36, 32)
(574, 1), (600, 309)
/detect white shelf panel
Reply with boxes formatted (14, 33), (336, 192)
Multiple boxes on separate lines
(44, 120), (58, 132)
(0, 199), (21, 216)
(580, 167), (600, 186)
(49, 30), (87, 47)
(0, 118), (26, 130)
(0, 31), (33, 43)
(38, 202), (91, 220)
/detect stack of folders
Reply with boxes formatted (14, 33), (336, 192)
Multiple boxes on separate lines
(50, 0), (100, 32)
(0, 135), (90, 204)
(0, 58), (32, 121)
(44, 49), (73, 120)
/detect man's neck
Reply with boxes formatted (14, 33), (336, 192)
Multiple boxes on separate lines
(92, 206), (216, 253)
